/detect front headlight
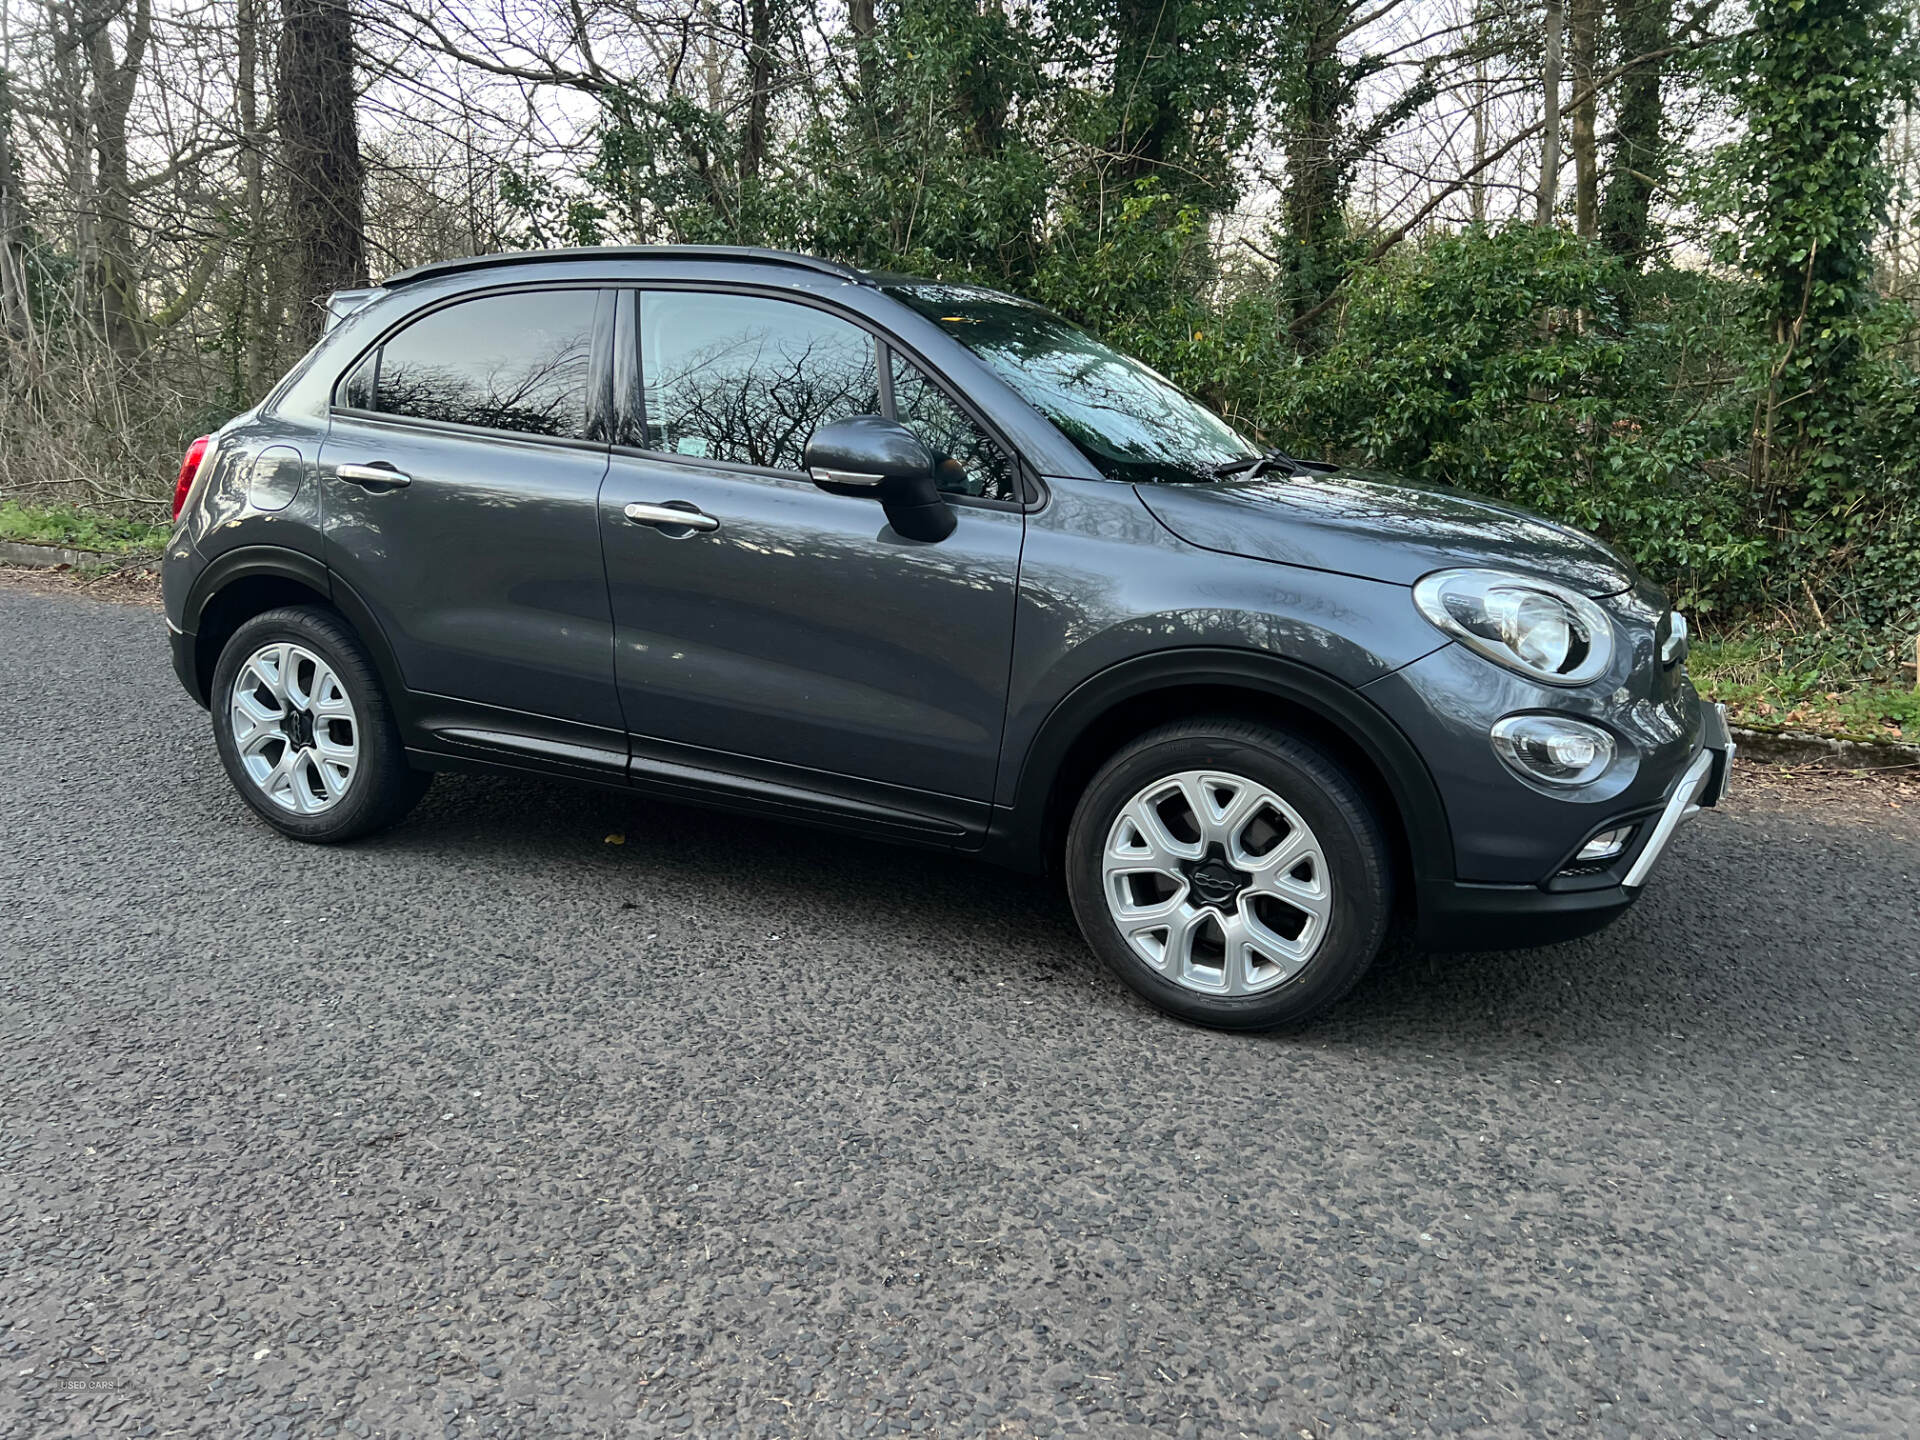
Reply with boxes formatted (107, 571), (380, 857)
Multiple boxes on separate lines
(1412, 568), (1615, 686)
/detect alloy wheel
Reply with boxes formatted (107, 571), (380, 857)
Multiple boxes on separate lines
(227, 641), (360, 814)
(1101, 769), (1332, 995)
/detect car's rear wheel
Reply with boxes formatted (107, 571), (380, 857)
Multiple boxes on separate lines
(210, 605), (429, 842)
(1065, 718), (1392, 1030)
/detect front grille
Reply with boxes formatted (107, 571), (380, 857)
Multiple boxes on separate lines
(1556, 860), (1617, 879)
(1553, 821), (1643, 884)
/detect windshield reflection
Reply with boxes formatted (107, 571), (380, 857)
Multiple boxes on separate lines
(889, 283), (1257, 485)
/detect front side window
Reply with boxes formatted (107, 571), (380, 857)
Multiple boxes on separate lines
(344, 289), (597, 439)
(888, 283), (1257, 485)
(640, 292), (879, 471)
(891, 352), (1018, 502)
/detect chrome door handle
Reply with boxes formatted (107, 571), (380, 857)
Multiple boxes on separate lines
(335, 463), (411, 488)
(624, 501), (719, 533)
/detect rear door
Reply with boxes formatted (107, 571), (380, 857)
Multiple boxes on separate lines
(320, 285), (625, 761)
(597, 287), (1025, 839)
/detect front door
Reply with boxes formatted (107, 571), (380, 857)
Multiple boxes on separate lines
(320, 286), (623, 750)
(598, 288), (1024, 834)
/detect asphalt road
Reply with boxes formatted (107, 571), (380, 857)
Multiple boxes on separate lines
(4, 580), (1919, 1440)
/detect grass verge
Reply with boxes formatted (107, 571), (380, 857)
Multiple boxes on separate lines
(1692, 634), (1919, 744)
(0, 500), (171, 555)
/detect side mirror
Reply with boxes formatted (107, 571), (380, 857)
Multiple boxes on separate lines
(805, 416), (956, 543)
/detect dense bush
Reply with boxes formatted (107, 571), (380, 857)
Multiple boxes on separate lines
(1151, 225), (1919, 638)
(1148, 226), (1919, 671)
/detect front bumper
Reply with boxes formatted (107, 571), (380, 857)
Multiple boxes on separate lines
(1621, 716), (1733, 888)
(1418, 705), (1733, 952)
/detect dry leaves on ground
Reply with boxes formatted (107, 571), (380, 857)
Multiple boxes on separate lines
(0, 561), (162, 606)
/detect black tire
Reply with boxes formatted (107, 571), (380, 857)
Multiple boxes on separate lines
(1064, 718), (1393, 1031)
(209, 604), (429, 843)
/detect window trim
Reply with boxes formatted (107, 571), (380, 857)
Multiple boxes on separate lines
(611, 280), (1032, 510)
(612, 287), (641, 449)
(325, 407), (617, 457)
(586, 288), (618, 444)
(326, 280), (613, 449)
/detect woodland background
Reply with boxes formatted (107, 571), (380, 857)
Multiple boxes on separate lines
(1, 0), (1917, 686)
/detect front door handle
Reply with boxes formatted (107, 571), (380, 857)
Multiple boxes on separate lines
(335, 462), (412, 489)
(624, 501), (719, 533)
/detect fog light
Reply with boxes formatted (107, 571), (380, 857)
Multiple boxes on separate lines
(1490, 714), (1616, 788)
(1575, 826), (1634, 862)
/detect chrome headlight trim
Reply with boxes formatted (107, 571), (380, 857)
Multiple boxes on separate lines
(1413, 568), (1616, 687)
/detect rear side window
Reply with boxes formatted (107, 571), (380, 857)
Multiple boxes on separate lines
(342, 289), (597, 439)
(640, 292), (879, 470)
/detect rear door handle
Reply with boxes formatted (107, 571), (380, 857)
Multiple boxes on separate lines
(335, 463), (412, 489)
(624, 501), (719, 533)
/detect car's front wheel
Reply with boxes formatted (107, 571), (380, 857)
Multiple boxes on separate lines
(210, 605), (429, 842)
(1065, 719), (1393, 1030)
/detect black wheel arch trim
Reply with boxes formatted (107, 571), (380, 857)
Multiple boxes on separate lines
(989, 647), (1455, 883)
(180, 546), (409, 728)
(182, 544), (330, 635)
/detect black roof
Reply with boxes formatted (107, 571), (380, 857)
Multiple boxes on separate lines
(380, 245), (871, 290)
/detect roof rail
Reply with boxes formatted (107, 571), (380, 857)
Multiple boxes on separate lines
(380, 245), (869, 290)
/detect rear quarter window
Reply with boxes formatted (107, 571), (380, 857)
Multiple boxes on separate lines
(340, 289), (598, 440)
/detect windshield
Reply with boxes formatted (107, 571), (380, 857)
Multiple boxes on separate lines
(887, 284), (1258, 484)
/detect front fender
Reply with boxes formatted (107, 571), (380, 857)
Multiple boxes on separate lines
(987, 645), (1454, 883)
(992, 478), (1449, 866)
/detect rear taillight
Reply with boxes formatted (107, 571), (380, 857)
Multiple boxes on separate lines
(171, 434), (212, 519)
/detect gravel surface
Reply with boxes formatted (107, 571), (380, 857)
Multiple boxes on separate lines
(3, 582), (1918, 1440)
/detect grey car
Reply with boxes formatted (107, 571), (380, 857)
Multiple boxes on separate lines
(162, 246), (1732, 1030)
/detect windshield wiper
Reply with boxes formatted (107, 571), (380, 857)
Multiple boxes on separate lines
(1209, 447), (1316, 480)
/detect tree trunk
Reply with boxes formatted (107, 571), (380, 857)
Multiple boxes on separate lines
(0, 63), (32, 346)
(237, 0), (273, 395)
(847, 0), (877, 98)
(278, 0), (366, 346)
(1280, 2), (1349, 333)
(740, 0), (772, 186)
(1470, 45), (1488, 224)
(1570, 0), (1599, 235)
(1598, 0), (1671, 263)
(45, 0), (96, 284)
(954, 0), (1011, 157)
(1893, 107), (1916, 295)
(86, 0), (152, 360)
(1536, 0), (1564, 225)
(1109, 0), (1180, 187)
